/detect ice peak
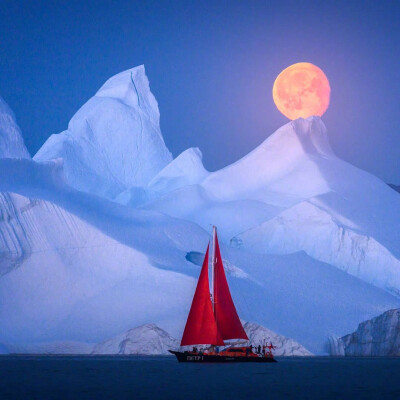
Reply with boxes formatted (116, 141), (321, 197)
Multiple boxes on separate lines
(96, 65), (158, 117)
(0, 96), (30, 159)
(269, 116), (334, 158)
(35, 65), (172, 199)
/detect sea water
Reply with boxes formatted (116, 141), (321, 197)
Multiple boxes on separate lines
(1, 355), (399, 399)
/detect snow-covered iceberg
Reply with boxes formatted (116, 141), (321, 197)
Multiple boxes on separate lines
(92, 324), (179, 355)
(35, 66), (172, 199)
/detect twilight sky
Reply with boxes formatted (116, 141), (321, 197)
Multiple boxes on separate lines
(0, 0), (399, 183)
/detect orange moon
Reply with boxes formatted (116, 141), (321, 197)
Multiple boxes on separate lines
(272, 62), (330, 120)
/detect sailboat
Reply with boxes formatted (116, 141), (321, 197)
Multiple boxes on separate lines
(169, 226), (276, 363)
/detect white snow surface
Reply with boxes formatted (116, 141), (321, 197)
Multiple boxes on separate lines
(243, 322), (313, 356)
(34, 66), (172, 199)
(0, 96), (30, 159)
(1, 66), (400, 355)
(92, 324), (179, 355)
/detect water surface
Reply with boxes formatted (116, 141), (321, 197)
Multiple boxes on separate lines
(1, 355), (399, 399)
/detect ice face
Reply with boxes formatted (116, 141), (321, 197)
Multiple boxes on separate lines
(0, 96), (30, 159)
(330, 308), (400, 356)
(34, 66), (172, 199)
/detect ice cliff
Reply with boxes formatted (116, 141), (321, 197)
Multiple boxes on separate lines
(0, 96), (30, 159)
(329, 309), (400, 356)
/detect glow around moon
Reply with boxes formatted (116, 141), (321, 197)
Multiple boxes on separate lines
(272, 62), (330, 120)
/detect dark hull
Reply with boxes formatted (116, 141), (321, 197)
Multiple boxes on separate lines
(169, 350), (276, 363)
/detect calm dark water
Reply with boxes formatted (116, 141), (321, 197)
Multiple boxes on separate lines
(0, 355), (399, 400)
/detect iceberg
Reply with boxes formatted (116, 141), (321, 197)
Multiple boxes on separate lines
(92, 324), (179, 355)
(243, 322), (313, 356)
(1, 66), (400, 355)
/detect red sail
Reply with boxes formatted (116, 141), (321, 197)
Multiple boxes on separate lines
(181, 244), (224, 346)
(213, 233), (249, 341)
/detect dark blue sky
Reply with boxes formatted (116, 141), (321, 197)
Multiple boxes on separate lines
(0, 0), (399, 182)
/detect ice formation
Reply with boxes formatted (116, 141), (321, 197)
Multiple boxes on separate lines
(35, 66), (172, 199)
(1, 66), (400, 355)
(92, 324), (179, 355)
(243, 322), (313, 356)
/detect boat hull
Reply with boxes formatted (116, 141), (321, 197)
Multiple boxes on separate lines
(169, 350), (277, 363)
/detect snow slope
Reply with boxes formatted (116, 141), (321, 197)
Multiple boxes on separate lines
(0, 96), (30, 159)
(1, 159), (398, 353)
(1, 164), (398, 353)
(35, 66), (172, 199)
(0, 192), (197, 345)
(142, 117), (400, 296)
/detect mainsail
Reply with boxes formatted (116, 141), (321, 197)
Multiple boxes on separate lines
(213, 232), (249, 341)
(180, 229), (248, 346)
(180, 244), (224, 346)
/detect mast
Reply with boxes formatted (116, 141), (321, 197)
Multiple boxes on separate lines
(211, 225), (216, 313)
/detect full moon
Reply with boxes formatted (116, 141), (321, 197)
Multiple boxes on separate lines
(272, 62), (330, 120)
